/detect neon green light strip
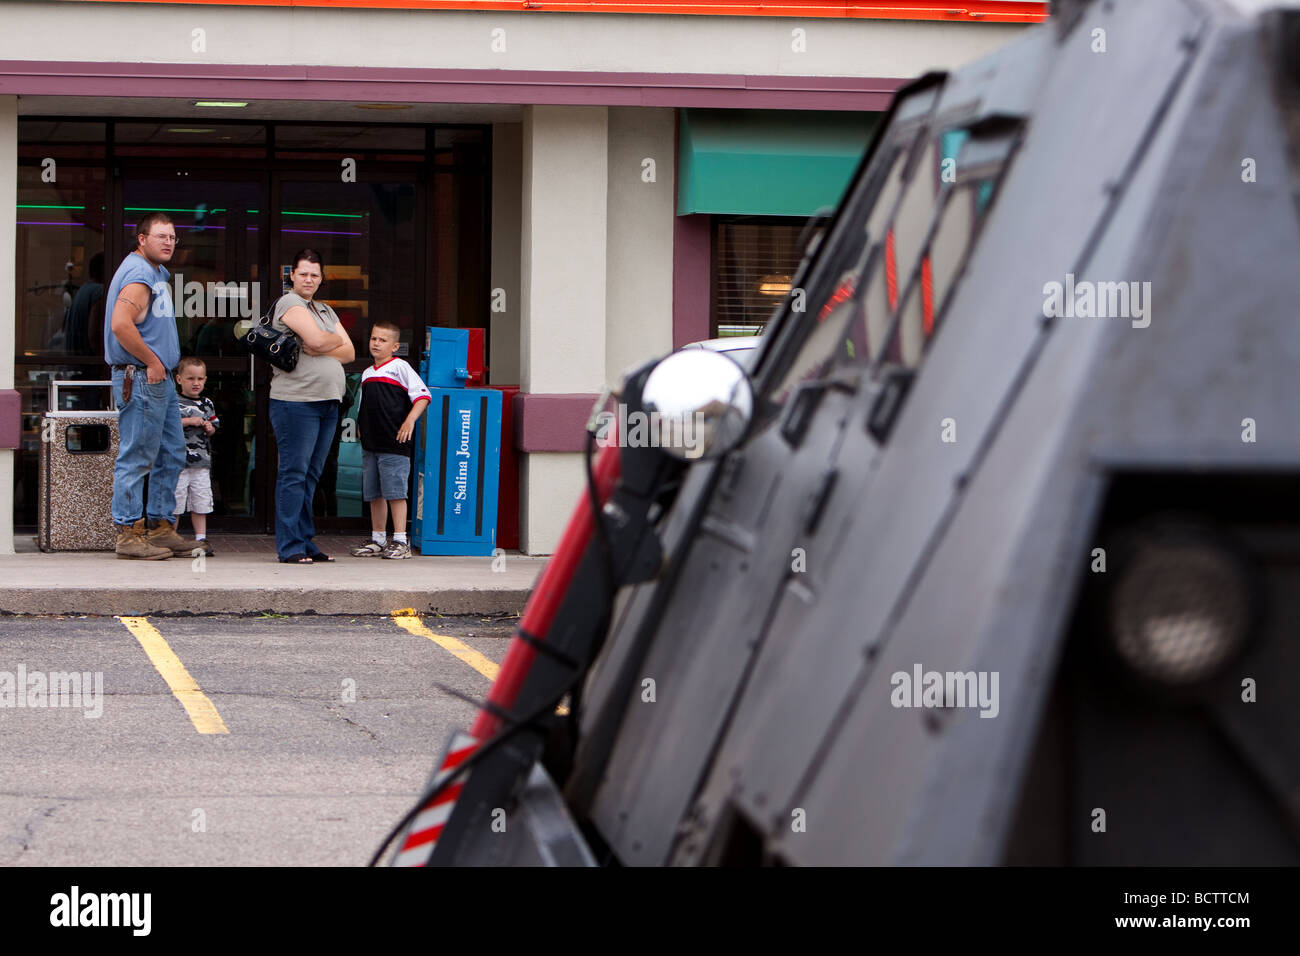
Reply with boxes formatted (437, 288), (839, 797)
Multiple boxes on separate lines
(37, 205), (366, 219)
(123, 206), (227, 213)
(249, 209), (365, 219)
(120, 207), (361, 219)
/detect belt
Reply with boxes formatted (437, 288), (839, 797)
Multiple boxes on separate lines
(112, 364), (147, 371)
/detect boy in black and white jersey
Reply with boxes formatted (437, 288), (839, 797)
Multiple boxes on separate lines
(349, 322), (431, 559)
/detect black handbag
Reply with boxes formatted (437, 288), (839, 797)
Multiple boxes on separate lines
(240, 308), (300, 372)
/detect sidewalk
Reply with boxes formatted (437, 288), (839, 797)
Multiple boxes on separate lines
(0, 535), (547, 617)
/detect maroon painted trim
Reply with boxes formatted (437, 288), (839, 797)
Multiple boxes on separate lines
(513, 392), (600, 453)
(487, 384), (520, 550)
(0, 390), (20, 450)
(673, 214), (712, 349)
(0, 61), (904, 110)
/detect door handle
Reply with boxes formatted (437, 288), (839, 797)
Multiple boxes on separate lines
(803, 467), (840, 535)
(866, 365), (916, 444)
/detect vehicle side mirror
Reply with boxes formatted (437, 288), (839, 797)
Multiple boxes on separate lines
(640, 349), (755, 460)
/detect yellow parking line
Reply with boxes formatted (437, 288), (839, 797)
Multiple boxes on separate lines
(391, 610), (500, 682)
(118, 616), (229, 735)
(391, 610), (570, 714)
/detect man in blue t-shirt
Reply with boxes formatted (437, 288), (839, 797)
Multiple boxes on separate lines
(104, 212), (195, 559)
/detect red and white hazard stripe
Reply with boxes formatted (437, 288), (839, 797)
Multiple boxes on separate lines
(393, 440), (623, 867)
(392, 732), (478, 867)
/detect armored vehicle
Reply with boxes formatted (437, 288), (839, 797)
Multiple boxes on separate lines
(381, 0), (1300, 866)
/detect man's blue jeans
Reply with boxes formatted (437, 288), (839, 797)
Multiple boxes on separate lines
(111, 366), (185, 527)
(269, 398), (339, 560)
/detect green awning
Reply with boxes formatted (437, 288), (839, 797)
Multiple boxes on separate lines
(677, 109), (879, 218)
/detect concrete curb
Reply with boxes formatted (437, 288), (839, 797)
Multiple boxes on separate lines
(0, 587), (532, 617)
(0, 546), (548, 617)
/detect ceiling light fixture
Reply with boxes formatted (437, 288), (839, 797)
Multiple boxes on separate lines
(194, 101), (248, 108)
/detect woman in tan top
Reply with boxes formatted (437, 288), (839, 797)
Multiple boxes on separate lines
(268, 249), (355, 563)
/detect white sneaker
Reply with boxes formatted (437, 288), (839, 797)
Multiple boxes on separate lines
(382, 541), (412, 560)
(350, 540), (385, 556)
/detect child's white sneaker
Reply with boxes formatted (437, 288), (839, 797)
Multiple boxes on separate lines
(382, 541), (412, 560)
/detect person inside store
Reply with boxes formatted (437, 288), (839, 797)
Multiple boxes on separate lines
(65, 251), (104, 355)
(268, 248), (355, 563)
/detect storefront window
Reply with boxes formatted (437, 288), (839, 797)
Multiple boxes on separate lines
(275, 125), (425, 156)
(114, 122), (266, 160)
(17, 167), (106, 360)
(11, 119), (490, 534)
(433, 129), (489, 332)
(712, 218), (804, 338)
(113, 179), (262, 521)
(14, 146), (108, 528)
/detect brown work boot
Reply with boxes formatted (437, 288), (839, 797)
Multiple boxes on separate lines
(145, 517), (196, 557)
(115, 519), (173, 560)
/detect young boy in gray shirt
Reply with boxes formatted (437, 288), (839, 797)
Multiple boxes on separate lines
(174, 356), (219, 555)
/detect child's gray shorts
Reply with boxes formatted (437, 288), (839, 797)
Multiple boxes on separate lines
(362, 450), (411, 502)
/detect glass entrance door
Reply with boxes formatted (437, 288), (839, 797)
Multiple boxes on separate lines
(120, 176), (267, 532)
(118, 169), (421, 534)
(272, 175), (419, 531)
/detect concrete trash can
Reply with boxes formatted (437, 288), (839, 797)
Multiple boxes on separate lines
(38, 380), (119, 552)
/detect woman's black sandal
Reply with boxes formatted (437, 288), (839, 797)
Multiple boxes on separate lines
(280, 554), (314, 564)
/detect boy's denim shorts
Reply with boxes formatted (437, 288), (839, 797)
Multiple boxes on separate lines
(362, 450), (411, 502)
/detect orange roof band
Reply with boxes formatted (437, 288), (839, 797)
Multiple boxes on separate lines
(66, 0), (1050, 24)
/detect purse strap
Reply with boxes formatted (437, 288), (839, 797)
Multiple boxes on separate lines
(262, 296), (319, 330)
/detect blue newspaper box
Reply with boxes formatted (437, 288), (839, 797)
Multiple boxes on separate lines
(422, 327), (472, 388)
(411, 328), (501, 556)
(414, 389), (502, 556)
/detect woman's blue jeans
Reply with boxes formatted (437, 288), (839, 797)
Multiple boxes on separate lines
(269, 398), (339, 560)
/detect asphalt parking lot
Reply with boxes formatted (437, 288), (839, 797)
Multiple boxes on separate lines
(0, 612), (516, 866)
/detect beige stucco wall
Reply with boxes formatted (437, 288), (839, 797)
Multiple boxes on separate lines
(514, 105), (680, 554)
(605, 106), (676, 384)
(490, 122), (522, 387)
(0, 96), (15, 554)
(518, 105), (608, 553)
(2, 4), (1022, 80)
(519, 105), (608, 397)
(518, 451), (588, 558)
